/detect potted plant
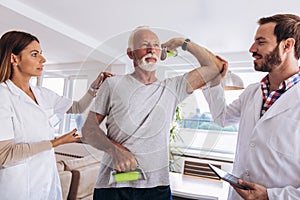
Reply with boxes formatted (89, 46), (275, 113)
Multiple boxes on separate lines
(169, 105), (183, 172)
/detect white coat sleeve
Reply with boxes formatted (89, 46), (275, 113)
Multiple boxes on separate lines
(0, 88), (15, 141)
(202, 84), (242, 127)
(40, 87), (72, 120)
(268, 186), (300, 200)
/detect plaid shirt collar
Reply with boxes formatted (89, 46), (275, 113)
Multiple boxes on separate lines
(260, 71), (300, 117)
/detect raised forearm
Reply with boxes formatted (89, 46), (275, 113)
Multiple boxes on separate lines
(162, 38), (225, 92)
(68, 92), (94, 114)
(185, 40), (221, 69)
(185, 40), (225, 85)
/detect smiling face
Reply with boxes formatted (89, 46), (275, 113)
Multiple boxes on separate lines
(11, 40), (46, 79)
(129, 29), (161, 71)
(249, 22), (283, 72)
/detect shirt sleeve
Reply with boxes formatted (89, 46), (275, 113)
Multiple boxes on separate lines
(0, 139), (52, 167)
(90, 80), (111, 115)
(165, 73), (191, 103)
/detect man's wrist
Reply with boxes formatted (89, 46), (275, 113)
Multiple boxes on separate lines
(182, 38), (191, 51)
(88, 86), (98, 97)
(89, 85), (98, 92)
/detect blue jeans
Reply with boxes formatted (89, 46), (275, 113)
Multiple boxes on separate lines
(93, 185), (172, 200)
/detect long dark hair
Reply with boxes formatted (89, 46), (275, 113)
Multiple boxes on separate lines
(0, 30), (39, 83)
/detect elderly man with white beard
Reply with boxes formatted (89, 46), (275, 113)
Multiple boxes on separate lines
(81, 26), (226, 200)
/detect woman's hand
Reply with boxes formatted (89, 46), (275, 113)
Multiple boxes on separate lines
(50, 128), (81, 147)
(90, 72), (114, 90)
(88, 72), (114, 96)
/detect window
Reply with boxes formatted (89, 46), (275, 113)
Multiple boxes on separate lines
(40, 77), (66, 134)
(71, 78), (88, 101)
(180, 89), (240, 132)
(168, 69), (267, 167)
(66, 77), (89, 134)
(42, 77), (65, 96)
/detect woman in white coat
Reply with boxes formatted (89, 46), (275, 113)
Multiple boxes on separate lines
(0, 30), (112, 200)
(203, 14), (300, 200)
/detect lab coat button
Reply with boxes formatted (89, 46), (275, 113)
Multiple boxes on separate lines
(245, 170), (249, 176)
(250, 143), (255, 148)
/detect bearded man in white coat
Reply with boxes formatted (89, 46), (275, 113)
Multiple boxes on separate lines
(203, 14), (300, 200)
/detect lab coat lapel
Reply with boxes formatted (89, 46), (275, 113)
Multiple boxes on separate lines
(6, 80), (43, 110)
(260, 82), (300, 121)
(30, 86), (45, 107)
(253, 85), (263, 123)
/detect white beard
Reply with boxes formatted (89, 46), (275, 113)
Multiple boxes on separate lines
(137, 53), (158, 72)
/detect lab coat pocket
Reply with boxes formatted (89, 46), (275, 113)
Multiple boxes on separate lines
(45, 108), (61, 128)
(268, 116), (300, 160)
(49, 114), (61, 128)
(0, 109), (15, 140)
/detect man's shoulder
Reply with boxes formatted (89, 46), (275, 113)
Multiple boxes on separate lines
(104, 74), (134, 87)
(162, 73), (186, 85)
(106, 74), (128, 82)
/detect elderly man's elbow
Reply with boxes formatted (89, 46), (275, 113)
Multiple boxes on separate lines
(81, 123), (92, 143)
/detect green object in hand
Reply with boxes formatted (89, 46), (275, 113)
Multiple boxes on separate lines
(167, 50), (178, 57)
(114, 171), (140, 182)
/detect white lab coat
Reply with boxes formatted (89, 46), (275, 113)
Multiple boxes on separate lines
(0, 80), (72, 200)
(203, 83), (300, 200)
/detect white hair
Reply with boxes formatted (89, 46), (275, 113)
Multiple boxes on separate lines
(127, 25), (151, 50)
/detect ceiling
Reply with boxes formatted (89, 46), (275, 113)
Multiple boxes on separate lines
(1, 0), (299, 75)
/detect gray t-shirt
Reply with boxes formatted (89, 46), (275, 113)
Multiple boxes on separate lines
(91, 73), (190, 188)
